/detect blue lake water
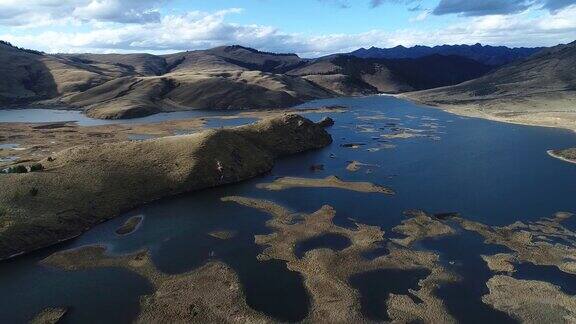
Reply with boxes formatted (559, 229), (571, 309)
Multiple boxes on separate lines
(349, 268), (431, 322)
(0, 95), (575, 322)
(0, 108), (257, 127)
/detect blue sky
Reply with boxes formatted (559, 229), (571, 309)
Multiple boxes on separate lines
(167, 0), (449, 34)
(0, 0), (575, 56)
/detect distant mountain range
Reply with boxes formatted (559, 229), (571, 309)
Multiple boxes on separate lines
(351, 43), (543, 66)
(2, 40), (574, 126)
(0, 42), (492, 119)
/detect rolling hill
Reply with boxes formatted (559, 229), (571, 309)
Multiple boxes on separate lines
(0, 41), (118, 105)
(0, 42), (496, 119)
(405, 41), (576, 131)
(287, 54), (491, 95)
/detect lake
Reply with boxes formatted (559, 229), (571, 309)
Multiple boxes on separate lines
(0, 95), (575, 323)
(0, 108), (257, 127)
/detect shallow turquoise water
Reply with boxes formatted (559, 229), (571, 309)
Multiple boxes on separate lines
(0, 96), (575, 323)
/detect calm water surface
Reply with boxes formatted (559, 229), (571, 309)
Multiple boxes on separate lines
(0, 108), (257, 127)
(0, 96), (575, 322)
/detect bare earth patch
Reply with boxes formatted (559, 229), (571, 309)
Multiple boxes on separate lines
(548, 149), (576, 165)
(481, 254), (517, 273)
(483, 275), (576, 323)
(455, 212), (576, 274)
(391, 210), (456, 247)
(30, 307), (67, 324)
(346, 160), (378, 172)
(256, 175), (394, 195)
(0, 119), (205, 168)
(115, 215), (144, 236)
(208, 230), (237, 240)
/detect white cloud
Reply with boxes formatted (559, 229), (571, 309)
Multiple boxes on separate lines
(410, 9), (431, 22)
(1, 4), (575, 57)
(0, 0), (165, 26)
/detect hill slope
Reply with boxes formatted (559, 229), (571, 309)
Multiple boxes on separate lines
(0, 42), (496, 119)
(351, 43), (542, 66)
(288, 54), (491, 95)
(405, 41), (576, 131)
(0, 41), (119, 105)
(0, 114), (332, 259)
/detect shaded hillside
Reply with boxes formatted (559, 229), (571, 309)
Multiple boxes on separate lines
(405, 41), (576, 131)
(65, 46), (334, 118)
(288, 54), (410, 94)
(0, 43), (333, 118)
(351, 43), (542, 66)
(288, 54), (491, 95)
(0, 42), (116, 104)
(61, 53), (169, 76)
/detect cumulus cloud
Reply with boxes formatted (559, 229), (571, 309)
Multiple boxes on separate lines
(1, 2), (575, 57)
(0, 0), (165, 26)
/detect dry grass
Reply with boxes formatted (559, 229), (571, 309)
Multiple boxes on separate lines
(0, 114), (331, 259)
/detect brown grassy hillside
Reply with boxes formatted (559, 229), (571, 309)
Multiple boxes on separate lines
(1, 42), (495, 119)
(405, 41), (576, 131)
(0, 114), (332, 259)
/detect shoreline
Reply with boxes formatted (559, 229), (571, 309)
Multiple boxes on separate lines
(0, 95), (352, 121)
(547, 150), (576, 165)
(399, 94), (576, 134)
(0, 106), (345, 168)
(6, 93), (575, 134)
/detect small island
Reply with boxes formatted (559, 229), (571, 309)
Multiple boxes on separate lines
(115, 216), (144, 236)
(547, 148), (576, 164)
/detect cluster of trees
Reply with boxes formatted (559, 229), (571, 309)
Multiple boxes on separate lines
(0, 40), (44, 55)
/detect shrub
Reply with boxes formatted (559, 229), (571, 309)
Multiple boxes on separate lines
(0, 40), (44, 55)
(29, 163), (43, 172)
(1, 163), (43, 174)
(4, 165), (28, 174)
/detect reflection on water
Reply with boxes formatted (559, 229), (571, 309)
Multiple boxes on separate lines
(0, 143), (19, 149)
(0, 108), (256, 126)
(421, 231), (517, 323)
(0, 156), (19, 163)
(0, 96), (575, 322)
(349, 268), (430, 321)
(514, 262), (576, 295)
(361, 244), (389, 260)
